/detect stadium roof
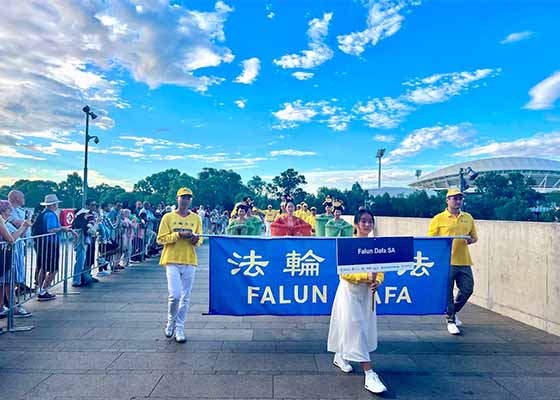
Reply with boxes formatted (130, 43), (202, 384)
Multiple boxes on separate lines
(410, 157), (560, 192)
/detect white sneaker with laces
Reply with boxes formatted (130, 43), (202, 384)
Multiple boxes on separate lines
(175, 328), (186, 343)
(364, 371), (387, 394)
(455, 316), (462, 327)
(447, 322), (461, 335)
(333, 353), (353, 373)
(165, 321), (175, 338)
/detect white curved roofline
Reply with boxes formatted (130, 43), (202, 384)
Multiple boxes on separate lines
(416, 157), (560, 183)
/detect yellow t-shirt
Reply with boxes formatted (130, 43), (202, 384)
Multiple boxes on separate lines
(263, 209), (278, 222)
(157, 211), (203, 266)
(428, 209), (478, 266)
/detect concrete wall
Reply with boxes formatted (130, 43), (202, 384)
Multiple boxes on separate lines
(372, 216), (560, 336)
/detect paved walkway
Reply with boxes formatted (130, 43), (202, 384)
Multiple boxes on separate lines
(1, 244), (560, 399)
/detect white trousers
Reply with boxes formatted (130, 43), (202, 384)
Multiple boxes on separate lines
(166, 264), (196, 329)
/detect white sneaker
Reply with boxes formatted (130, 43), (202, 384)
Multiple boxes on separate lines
(164, 321), (175, 338)
(333, 353), (353, 373)
(455, 316), (462, 327)
(447, 322), (461, 335)
(175, 328), (186, 343)
(364, 371), (387, 394)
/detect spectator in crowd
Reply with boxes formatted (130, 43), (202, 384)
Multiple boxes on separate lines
(71, 208), (96, 287)
(84, 200), (100, 283)
(328, 208), (387, 394)
(0, 201), (32, 318)
(428, 188), (478, 335)
(140, 202), (157, 257)
(7, 190), (30, 294)
(35, 194), (71, 301)
(134, 200), (143, 217)
(118, 209), (135, 269)
(157, 187), (203, 343)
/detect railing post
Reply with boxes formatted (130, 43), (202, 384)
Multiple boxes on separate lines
(63, 232), (69, 295)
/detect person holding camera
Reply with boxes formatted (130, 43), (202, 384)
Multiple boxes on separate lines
(156, 187), (203, 343)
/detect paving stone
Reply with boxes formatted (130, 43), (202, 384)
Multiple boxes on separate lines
(382, 374), (513, 398)
(274, 375), (374, 399)
(25, 372), (161, 399)
(409, 354), (522, 374)
(151, 374), (273, 398)
(0, 372), (49, 398)
(2, 351), (121, 370)
(315, 353), (421, 374)
(109, 352), (217, 371)
(494, 377), (560, 399)
(215, 352), (317, 372)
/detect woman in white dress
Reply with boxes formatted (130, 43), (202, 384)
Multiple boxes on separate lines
(327, 209), (387, 394)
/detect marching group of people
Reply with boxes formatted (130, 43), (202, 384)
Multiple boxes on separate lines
(157, 186), (478, 394)
(1, 185), (478, 395)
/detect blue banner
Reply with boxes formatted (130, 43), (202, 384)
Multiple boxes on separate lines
(209, 236), (452, 316)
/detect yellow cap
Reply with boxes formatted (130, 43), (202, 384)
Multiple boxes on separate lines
(446, 188), (464, 198)
(176, 187), (193, 197)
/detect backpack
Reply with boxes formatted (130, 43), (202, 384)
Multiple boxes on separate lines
(31, 209), (54, 237)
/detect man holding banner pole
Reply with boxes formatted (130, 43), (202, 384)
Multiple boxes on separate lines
(428, 188), (478, 335)
(157, 187), (203, 343)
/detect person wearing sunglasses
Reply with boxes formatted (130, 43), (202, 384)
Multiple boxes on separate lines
(428, 188), (478, 335)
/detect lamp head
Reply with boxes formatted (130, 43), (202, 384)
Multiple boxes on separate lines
(376, 148), (386, 158)
(90, 112), (97, 120)
(465, 166), (479, 180)
(93, 136), (99, 144)
(82, 105), (90, 113)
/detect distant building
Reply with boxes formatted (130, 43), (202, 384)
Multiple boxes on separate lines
(410, 157), (560, 193)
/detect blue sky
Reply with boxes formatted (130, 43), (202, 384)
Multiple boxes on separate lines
(1, 0), (559, 192)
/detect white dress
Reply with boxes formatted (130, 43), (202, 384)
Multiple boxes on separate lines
(327, 278), (378, 362)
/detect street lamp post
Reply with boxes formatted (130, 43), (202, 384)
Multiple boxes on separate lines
(376, 148), (386, 189)
(82, 106), (99, 208)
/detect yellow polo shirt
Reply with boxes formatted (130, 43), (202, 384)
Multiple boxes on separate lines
(428, 209), (478, 266)
(157, 211), (203, 266)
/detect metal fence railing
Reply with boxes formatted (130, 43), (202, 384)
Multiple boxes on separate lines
(0, 225), (150, 335)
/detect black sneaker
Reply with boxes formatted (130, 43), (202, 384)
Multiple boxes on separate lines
(37, 292), (56, 301)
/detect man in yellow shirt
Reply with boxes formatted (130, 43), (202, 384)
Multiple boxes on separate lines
(428, 188), (478, 335)
(262, 205), (278, 236)
(157, 187), (203, 343)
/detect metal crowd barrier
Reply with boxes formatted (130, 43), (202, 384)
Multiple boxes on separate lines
(0, 225), (149, 335)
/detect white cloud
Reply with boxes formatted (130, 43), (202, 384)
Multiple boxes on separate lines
(389, 124), (472, 160)
(119, 135), (200, 149)
(273, 101), (319, 125)
(270, 149), (317, 157)
(404, 69), (499, 104)
(454, 131), (560, 159)
(0, 145), (46, 160)
(524, 71), (560, 110)
(337, 0), (419, 56)
(292, 71), (315, 80)
(267, 12), (275, 19)
(235, 99), (247, 109)
(0, 1), (235, 143)
(374, 134), (396, 142)
(272, 100), (351, 131)
(234, 58), (261, 84)
(273, 13), (334, 69)
(500, 31), (534, 44)
(353, 97), (413, 128)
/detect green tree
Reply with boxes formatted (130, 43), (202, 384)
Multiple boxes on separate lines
(58, 172), (83, 208)
(10, 179), (59, 209)
(196, 168), (249, 211)
(270, 168), (307, 198)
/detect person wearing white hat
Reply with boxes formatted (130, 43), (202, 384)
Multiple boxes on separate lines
(428, 188), (479, 335)
(35, 194), (71, 301)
